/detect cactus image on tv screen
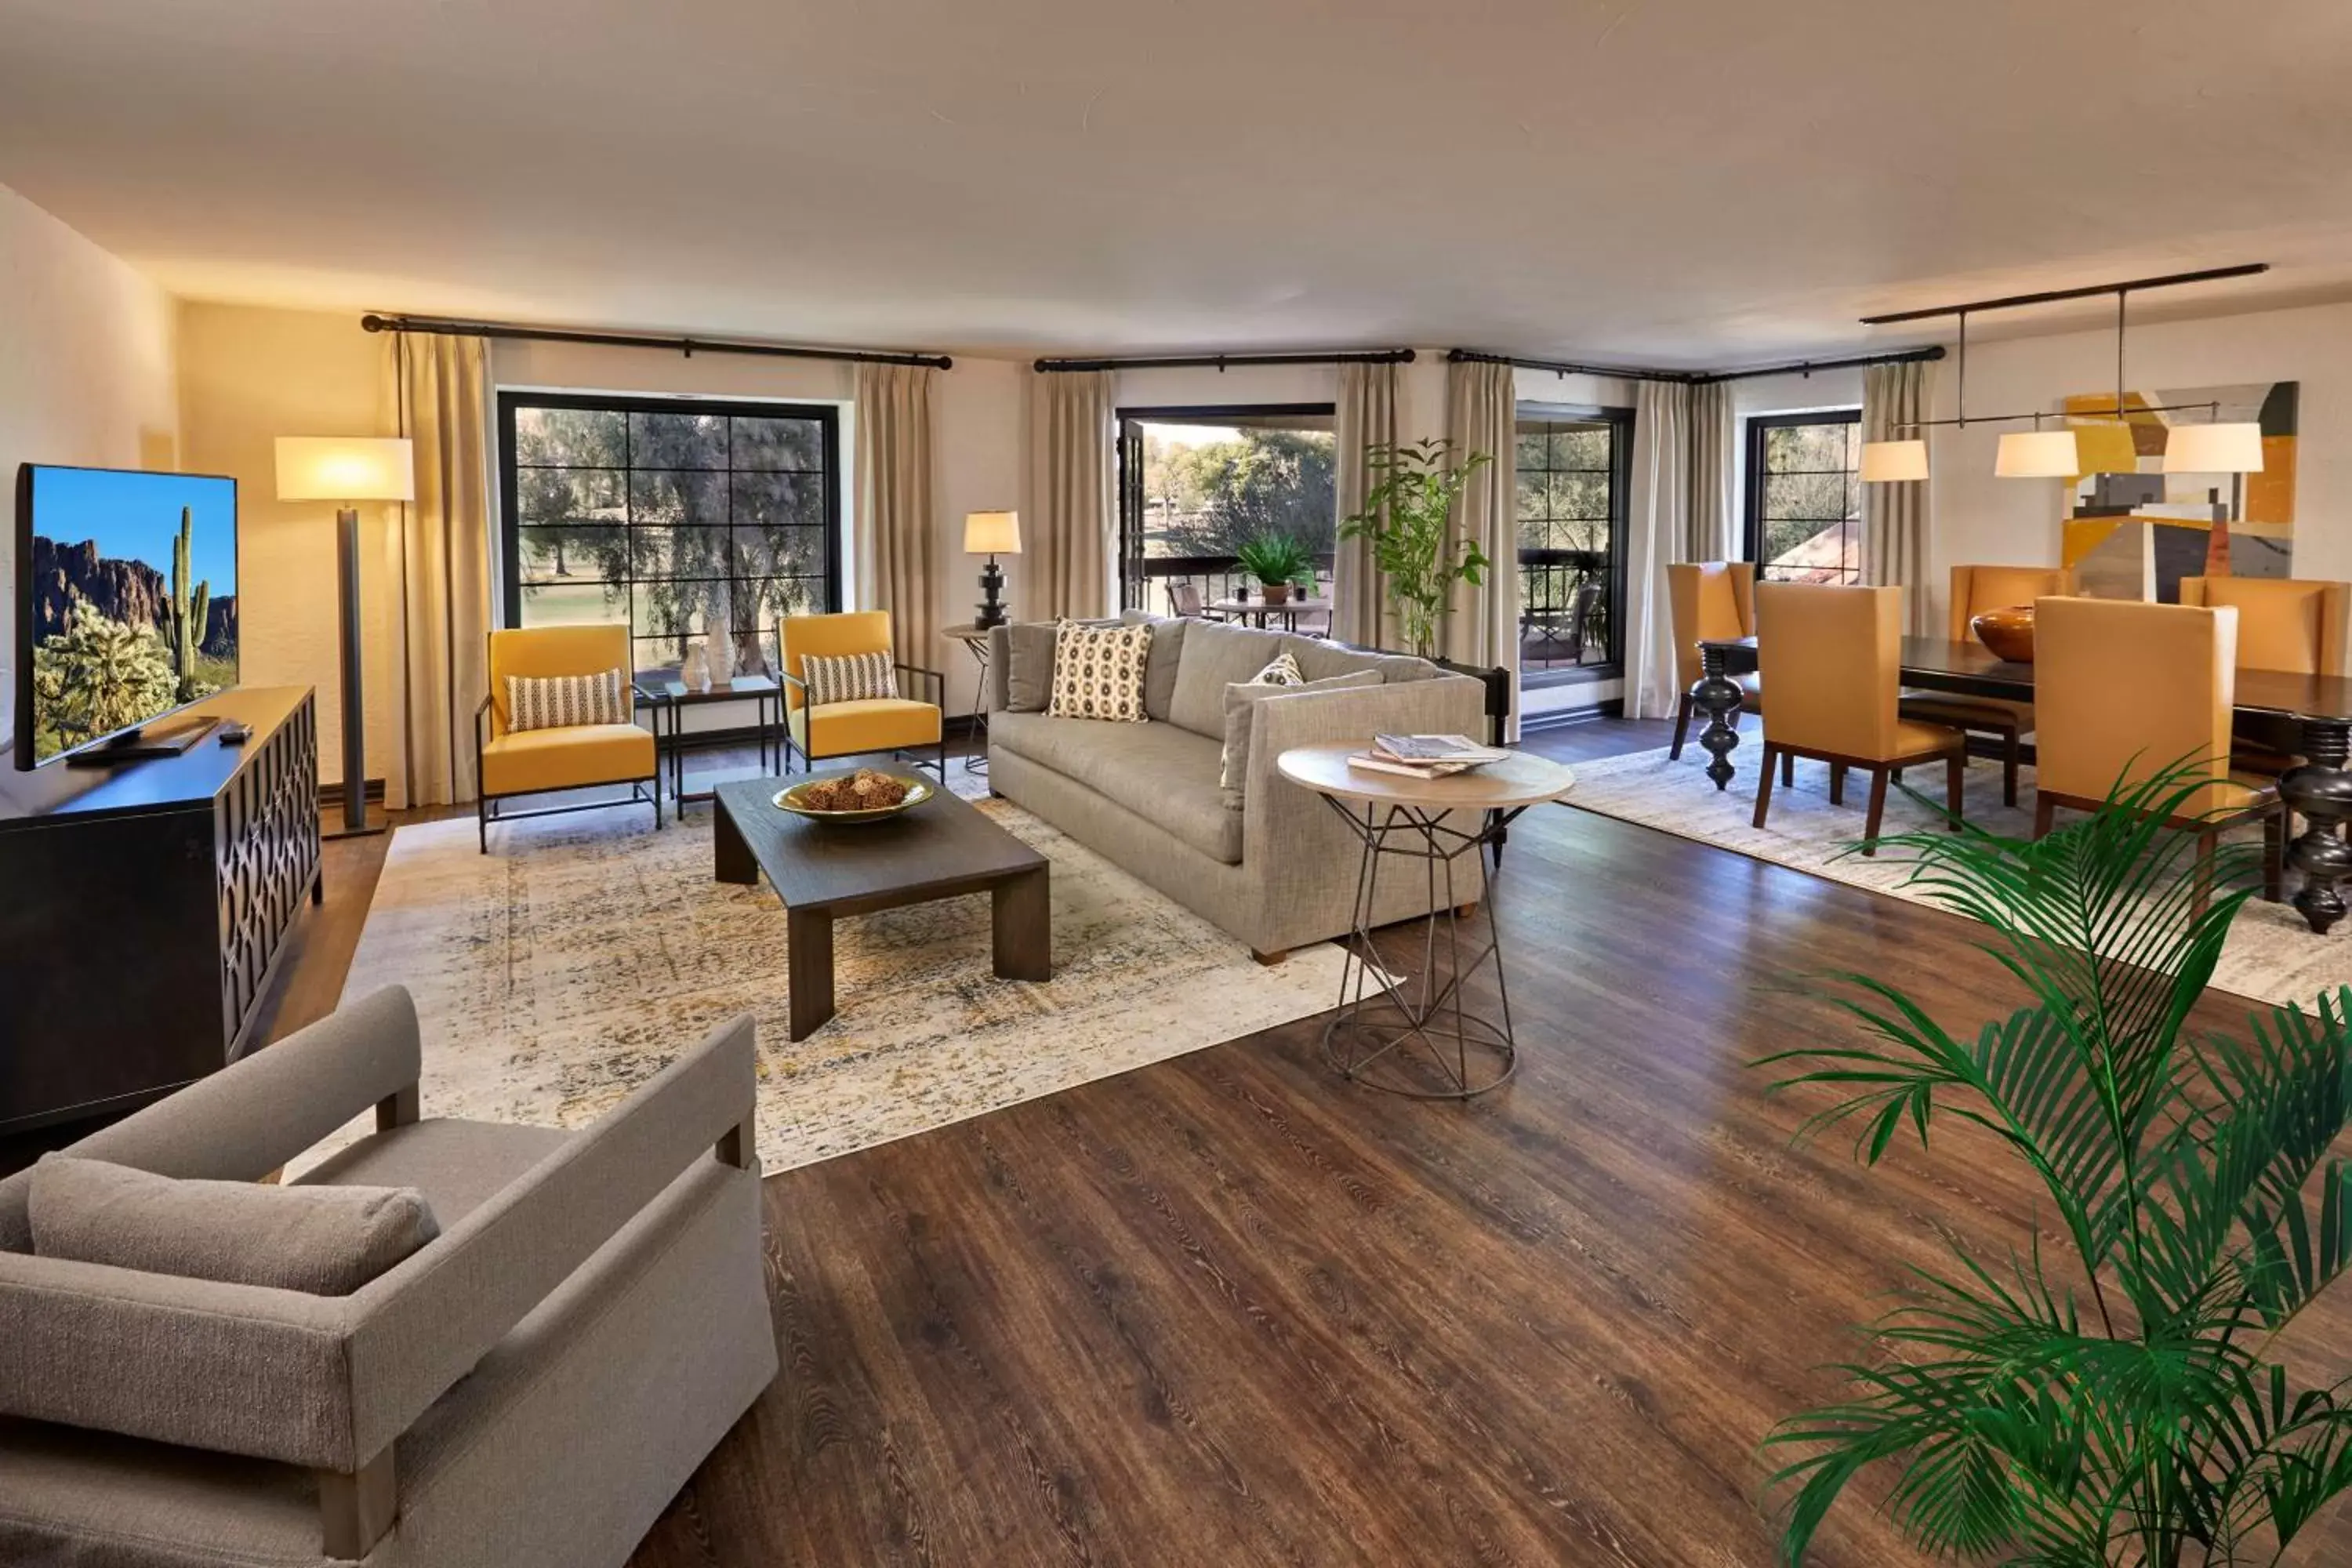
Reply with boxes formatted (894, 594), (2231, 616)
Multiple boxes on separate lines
(22, 466), (238, 764)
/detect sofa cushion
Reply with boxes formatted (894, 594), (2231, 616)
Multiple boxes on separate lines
(788, 697), (942, 757)
(1220, 669), (1381, 807)
(28, 1155), (440, 1298)
(1120, 610), (1189, 720)
(295, 1118), (571, 1229)
(1169, 619), (1298, 736)
(1290, 638), (1443, 685)
(1002, 622), (1060, 712)
(989, 712), (1242, 863)
(481, 722), (655, 797)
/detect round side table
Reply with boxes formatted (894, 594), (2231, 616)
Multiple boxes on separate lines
(1276, 742), (1577, 1099)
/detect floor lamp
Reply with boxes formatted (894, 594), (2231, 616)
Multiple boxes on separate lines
(275, 436), (416, 839)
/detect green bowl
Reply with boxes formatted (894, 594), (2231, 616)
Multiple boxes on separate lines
(771, 774), (933, 824)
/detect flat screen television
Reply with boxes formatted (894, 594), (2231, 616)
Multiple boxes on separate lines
(13, 463), (239, 768)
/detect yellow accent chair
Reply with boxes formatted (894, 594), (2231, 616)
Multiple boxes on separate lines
(1898, 563), (2078, 807)
(1751, 583), (1967, 853)
(475, 624), (660, 853)
(2031, 596), (2285, 905)
(778, 611), (946, 779)
(1666, 562), (1759, 760)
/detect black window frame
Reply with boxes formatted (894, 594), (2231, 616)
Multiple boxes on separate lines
(1116, 401), (1338, 615)
(1515, 402), (1633, 688)
(1744, 408), (1863, 584)
(496, 390), (844, 675)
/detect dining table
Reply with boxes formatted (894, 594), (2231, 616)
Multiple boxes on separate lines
(1689, 633), (2352, 937)
(1207, 595), (1332, 631)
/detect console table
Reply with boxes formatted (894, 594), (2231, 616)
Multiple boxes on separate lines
(0, 687), (321, 1132)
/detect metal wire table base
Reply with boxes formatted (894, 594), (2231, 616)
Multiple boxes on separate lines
(1317, 797), (1530, 1100)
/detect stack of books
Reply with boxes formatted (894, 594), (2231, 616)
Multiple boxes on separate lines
(1346, 732), (1512, 779)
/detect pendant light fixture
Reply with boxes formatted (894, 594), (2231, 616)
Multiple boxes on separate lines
(1853, 262), (2267, 485)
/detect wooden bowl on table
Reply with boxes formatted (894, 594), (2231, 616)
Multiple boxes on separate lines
(772, 769), (933, 824)
(1969, 604), (2037, 663)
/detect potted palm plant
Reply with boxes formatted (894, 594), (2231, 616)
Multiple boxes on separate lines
(1337, 437), (1492, 658)
(1235, 532), (1313, 607)
(1759, 761), (2352, 1566)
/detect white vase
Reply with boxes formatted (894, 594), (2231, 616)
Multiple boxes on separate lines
(680, 642), (710, 691)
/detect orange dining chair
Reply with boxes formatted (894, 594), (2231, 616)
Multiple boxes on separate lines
(1751, 583), (1967, 853)
(1666, 562), (1759, 760)
(2178, 575), (2350, 772)
(1898, 563), (2077, 807)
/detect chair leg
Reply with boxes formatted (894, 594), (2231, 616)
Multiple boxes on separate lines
(654, 777), (664, 830)
(1780, 749), (1795, 787)
(1829, 762), (1846, 805)
(1862, 768), (1890, 855)
(1669, 692), (1693, 760)
(2002, 728), (2020, 809)
(1945, 749), (1965, 831)
(1751, 743), (1779, 830)
(2194, 829), (2218, 917)
(477, 795), (488, 855)
(2034, 795), (2056, 838)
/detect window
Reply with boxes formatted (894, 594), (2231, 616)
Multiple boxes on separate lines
(1745, 411), (1862, 583)
(497, 391), (842, 675)
(1116, 405), (1335, 615)
(1515, 408), (1631, 684)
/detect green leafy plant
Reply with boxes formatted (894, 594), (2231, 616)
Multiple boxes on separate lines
(1233, 532), (1313, 590)
(1337, 437), (1493, 657)
(1760, 760), (2352, 1567)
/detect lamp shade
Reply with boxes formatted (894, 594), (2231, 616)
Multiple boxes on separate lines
(1859, 438), (1929, 483)
(2161, 422), (2265, 474)
(964, 509), (1022, 554)
(1994, 430), (2080, 479)
(275, 437), (416, 503)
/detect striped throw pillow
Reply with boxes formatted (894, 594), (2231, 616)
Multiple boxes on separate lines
(506, 668), (628, 732)
(801, 649), (899, 707)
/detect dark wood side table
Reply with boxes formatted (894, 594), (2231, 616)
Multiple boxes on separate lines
(1276, 741), (1576, 1099)
(641, 673), (783, 808)
(710, 774), (1050, 1040)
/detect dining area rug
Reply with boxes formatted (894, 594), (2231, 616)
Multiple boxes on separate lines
(301, 784), (1349, 1177)
(1563, 744), (2344, 1009)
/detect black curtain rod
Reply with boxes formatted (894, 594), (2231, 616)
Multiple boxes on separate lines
(1447, 344), (1944, 385)
(1694, 345), (1946, 384)
(1857, 263), (2267, 326)
(1033, 348), (1415, 372)
(360, 314), (953, 370)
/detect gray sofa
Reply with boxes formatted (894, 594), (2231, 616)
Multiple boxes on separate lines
(986, 615), (1490, 958)
(0, 987), (775, 1568)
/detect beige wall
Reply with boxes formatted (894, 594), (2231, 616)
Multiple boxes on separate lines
(176, 303), (395, 790)
(0, 183), (180, 754)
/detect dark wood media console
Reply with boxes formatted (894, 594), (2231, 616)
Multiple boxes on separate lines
(0, 687), (321, 1133)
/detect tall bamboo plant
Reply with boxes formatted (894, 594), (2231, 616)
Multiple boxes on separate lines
(1336, 437), (1491, 658)
(1760, 760), (2352, 1566)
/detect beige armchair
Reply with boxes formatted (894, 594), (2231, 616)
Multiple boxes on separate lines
(0, 988), (776, 1567)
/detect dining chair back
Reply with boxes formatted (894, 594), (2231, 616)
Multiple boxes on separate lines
(2177, 575), (2349, 676)
(1664, 562), (1757, 760)
(1947, 563), (2076, 641)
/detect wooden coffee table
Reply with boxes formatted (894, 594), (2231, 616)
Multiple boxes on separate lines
(711, 774), (1051, 1040)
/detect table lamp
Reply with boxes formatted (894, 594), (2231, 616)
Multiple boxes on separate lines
(276, 436), (416, 838)
(965, 510), (1021, 629)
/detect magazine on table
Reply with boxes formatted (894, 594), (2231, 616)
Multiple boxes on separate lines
(1370, 732), (1510, 764)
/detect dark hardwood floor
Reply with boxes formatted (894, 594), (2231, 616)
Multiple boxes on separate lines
(25, 717), (2352, 1563)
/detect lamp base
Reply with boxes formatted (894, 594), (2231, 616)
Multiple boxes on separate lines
(975, 555), (1009, 629)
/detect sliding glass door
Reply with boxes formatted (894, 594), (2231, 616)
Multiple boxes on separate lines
(1114, 404), (1336, 619)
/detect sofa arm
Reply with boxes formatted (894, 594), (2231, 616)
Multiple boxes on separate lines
(985, 624), (1013, 712)
(1242, 674), (1490, 862)
(0, 987), (423, 1253)
(338, 1011), (759, 1468)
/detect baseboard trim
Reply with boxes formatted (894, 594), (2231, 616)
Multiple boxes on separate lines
(1522, 699), (1624, 731)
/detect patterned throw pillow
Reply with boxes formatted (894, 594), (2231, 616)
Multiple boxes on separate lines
(801, 649), (899, 708)
(507, 668), (628, 732)
(1047, 622), (1152, 722)
(1251, 651), (1305, 688)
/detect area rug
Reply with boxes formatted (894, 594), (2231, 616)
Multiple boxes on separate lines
(1562, 746), (2344, 1009)
(302, 782), (1348, 1176)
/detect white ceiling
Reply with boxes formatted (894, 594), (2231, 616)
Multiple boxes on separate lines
(4, 0), (2351, 368)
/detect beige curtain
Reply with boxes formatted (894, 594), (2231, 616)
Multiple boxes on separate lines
(1624, 379), (1693, 720)
(853, 364), (938, 668)
(1862, 360), (1932, 634)
(385, 333), (492, 808)
(1685, 379), (1735, 561)
(1333, 360), (1401, 647)
(1442, 358), (1521, 736)
(1025, 370), (1114, 619)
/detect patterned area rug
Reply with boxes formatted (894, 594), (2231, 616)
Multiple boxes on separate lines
(307, 779), (1348, 1175)
(1563, 745), (2344, 1010)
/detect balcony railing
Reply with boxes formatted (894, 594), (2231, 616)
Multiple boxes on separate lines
(1129, 554), (1334, 622)
(1517, 549), (1611, 675)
